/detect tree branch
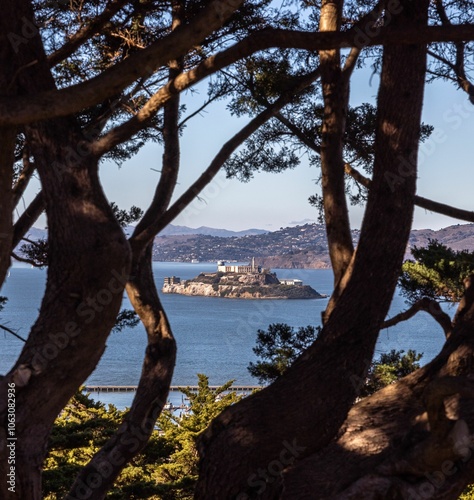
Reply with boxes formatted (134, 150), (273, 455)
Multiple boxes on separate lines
(12, 146), (35, 209)
(0, 127), (16, 288)
(11, 192), (45, 249)
(47, 0), (130, 67)
(152, 67), (322, 236)
(345, 163), (474, 223)
(382, 297), (452, 338)
(130, 0), (184, 254)
(0, 323), (26, 343)
(2, 22), (474, 126)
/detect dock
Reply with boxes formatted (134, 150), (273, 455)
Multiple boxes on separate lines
(84, 385), (261, 393)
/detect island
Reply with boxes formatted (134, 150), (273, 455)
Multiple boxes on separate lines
(161, 259), (326, 299)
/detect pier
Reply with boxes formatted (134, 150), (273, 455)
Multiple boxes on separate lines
(84, 385), (261, 393)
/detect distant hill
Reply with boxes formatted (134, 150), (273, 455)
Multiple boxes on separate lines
(22, 222), (474, 269)
(153, 223), (474, 268)
(159, 224), (267, 238)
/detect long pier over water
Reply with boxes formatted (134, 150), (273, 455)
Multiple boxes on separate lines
(84, 385), (261, 393)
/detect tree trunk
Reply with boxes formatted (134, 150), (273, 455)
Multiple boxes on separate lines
(195, 2), (429, 498)
(67, 243), (175, 500)
(318, 0), (354, 293)
(282, 293), (474, 499)
(0, 3), (131, 497)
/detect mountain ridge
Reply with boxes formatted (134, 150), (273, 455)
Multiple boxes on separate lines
(22, 222), (474, 269)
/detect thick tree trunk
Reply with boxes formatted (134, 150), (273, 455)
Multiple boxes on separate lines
(67, 243), (175, 500)
(282, 291), (474, 499)
(0, 7), (19, 290)
(195, 2), (429, 498)
(0, 127), (15, 287)
(0, 3), (130, 498)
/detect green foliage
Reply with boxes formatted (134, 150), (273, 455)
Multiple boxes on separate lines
(360, 350), (423, 397)
(156, 375), (242, 499)
(44, 378), (240, 499)
(248, 323), (320, 383)
(459, 483), (474, 499)
(110, 202), (144, 228)
(399, 240), (474, 303)
(248, 324), (422, 396)
(43, 390), (172, 499)
(19, 238), (49, 268)
(112, 309), (140, 333)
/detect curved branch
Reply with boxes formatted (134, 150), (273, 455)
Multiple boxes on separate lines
(12, 146), (35, 208)
(11, 192), (45, 250)
(47, 0), (130, 67)
(382, 297), (452, 338)
(2, 22), (474, 126)
(151, 67), (322, 237)
(345, 163), (474, 223)
(68, 243), (176, 498)
(129, 1), (184, 254)
(0, 0), (244, 126)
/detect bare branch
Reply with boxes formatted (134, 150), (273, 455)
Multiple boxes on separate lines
(345, 163), (474, 223)
(2, 21), (474, 126)
(0, 323), (26, 343)
(152, 67), (322, 237)
(12, 192), (45, 249)
(382, 297), (452, 338)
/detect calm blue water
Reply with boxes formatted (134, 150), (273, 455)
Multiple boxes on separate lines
(0, 262), (451, 408)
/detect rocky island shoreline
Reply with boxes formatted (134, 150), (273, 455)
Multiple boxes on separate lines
(162, 260), (325, 300)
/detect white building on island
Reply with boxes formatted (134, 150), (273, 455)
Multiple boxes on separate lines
(217, 257), (262, 274)
(279, 278), (303, 286)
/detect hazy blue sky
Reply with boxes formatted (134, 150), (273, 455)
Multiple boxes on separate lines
(26, 62), (474, 233)
(96, 62), (473, 233)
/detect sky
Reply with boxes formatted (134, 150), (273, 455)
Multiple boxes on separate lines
(27, 61), (474, 233)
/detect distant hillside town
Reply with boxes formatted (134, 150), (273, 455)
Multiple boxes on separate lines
(152, 222), (474, 269)
(21, 222), (474, 269)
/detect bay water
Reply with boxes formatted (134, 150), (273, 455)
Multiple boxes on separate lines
(0, 262), (451, 408)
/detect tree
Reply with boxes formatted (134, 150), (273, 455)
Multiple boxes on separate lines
(43, 377), (240, 499)
(247, 323), (320, 384)
(400, 239), (474, 303)
(247, 323), (422, 396)
(360, 349), (423, 397)
(1, 1), (474, 499)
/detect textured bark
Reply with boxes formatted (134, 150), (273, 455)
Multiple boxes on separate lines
(0, 2), (130, 498)
(318, 1), (352, 274)
(318, 0), (354, 315)
(68, 7), (183, 496)
(0, 9), (18, 290)
(195, 2), (429, 497)
(0, 127), (15, 288)
(67, 244), (175, 500)
(281, 298), (474, 499)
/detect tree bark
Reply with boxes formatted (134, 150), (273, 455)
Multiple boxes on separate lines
(281, 296), (474, 499)
(195, 1), (429, 498)
(0, 3), (130, 498)
(67, 244), (175, 500)
(318, 0), (354, 291)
